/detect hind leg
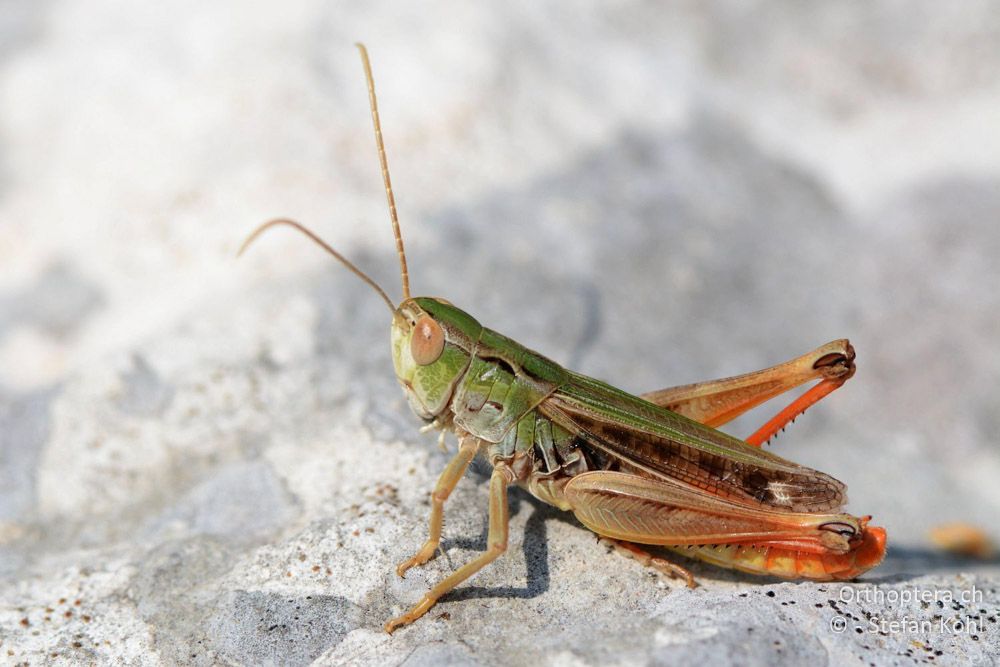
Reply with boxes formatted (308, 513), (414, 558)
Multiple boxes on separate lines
(600, 537), (696, 587)
(641, 339), (855, 446)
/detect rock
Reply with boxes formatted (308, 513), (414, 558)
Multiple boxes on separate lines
(2, 2), (999, 665)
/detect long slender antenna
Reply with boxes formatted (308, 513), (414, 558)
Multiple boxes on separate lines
(238, 218), (396, 314)
(356, 43), (411, 301)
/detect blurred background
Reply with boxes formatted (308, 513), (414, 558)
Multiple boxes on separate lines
(2, 1), (999, 664)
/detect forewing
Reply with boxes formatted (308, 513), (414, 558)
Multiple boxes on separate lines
(543, 371), (846, 513)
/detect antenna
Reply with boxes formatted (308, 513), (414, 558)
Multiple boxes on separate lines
(356, 43), (411, 301)
(238, 218), (396, 313)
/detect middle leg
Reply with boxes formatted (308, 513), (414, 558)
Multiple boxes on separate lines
(385, 463), (513, 633)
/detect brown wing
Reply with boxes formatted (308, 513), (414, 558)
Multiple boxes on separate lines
(541, 371), (847, 513)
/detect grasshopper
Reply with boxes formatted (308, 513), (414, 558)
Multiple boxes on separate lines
(240, 44), (886, 633)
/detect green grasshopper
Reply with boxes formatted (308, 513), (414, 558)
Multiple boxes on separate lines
(240, 44), (886, 633)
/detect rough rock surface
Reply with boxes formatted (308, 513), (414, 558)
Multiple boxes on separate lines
(2, 2), (1000, 665)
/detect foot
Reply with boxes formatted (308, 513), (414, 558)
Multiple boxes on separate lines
(395, 541), (440, 577)
(600, 537), (698, 588)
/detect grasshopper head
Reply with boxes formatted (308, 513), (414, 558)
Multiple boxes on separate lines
(391, 297), (482, 420)
(240, 49), (486, 428)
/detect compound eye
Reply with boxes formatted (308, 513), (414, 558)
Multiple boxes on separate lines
(411, 316), (445, 365)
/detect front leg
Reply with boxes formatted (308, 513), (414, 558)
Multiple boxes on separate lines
(396, 434), (480, 578)
(385, 463), (512, 633)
